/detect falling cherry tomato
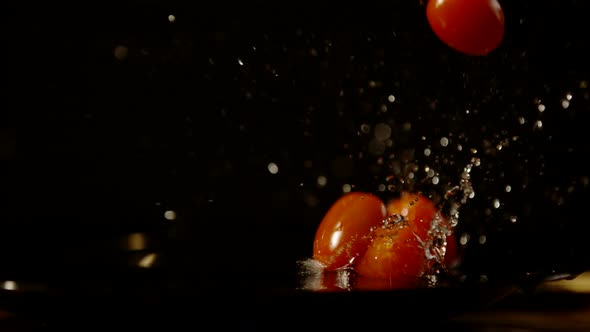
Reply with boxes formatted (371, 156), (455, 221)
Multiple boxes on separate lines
(426, 0), (505, 56)
(313, 192), (386, 270)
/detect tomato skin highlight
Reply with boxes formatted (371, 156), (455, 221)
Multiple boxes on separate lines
(426, 0), (505, 56)
(313, 192), (386, 271)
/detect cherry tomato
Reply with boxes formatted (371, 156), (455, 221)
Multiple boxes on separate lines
(356, 192), (455, 280)
(355, 223), (427, 280)
(426, 0), (505, 56)
(386, 192), (441, 240)
(313, 192), (387, 270)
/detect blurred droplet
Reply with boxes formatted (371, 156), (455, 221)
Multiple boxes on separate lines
(138, 253), (157, 268)
(374, 123), (392, 141)
(113, 45), (128, 60)
(268, 162), (279, 174)
(460, 233), (470, 245)
(128, 233), (147, 251)
(493, 198), (500, 209)
(479, 235), (487, 244)
(360, 123), (370, 134)
(1, 281), (17, 291)
(164, 210), (176, 221)
(342, 184), (352, 193)
(561, 99), (570, 109)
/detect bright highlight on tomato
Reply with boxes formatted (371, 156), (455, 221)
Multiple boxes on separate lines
(312, 191), (458, 289)
(312, 192), (386, 270)
(426, 0), (505, 56)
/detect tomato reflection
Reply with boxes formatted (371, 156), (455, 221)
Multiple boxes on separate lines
(299, 266), (427, 292)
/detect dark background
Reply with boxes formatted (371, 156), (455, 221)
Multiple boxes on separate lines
(2, 0), (590, 324)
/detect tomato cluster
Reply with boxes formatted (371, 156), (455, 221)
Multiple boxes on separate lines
(312, 191), (458, 289)
(426, 0), (505, 56)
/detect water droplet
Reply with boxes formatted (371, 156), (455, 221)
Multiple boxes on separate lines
(493, 198), (500, 209)
(561, 100), (570, 109)
(374, 123), (391, 141)
(113, 45), (128, 60)
(267, 162), (279, 174)
(460, 233), (470, 245)
(164, 210), (176, 221)
(360, 123), (370, 134)
(478, 235), (487, 244)
(317, 176), (327, 187)
(342, 184), (352, 193)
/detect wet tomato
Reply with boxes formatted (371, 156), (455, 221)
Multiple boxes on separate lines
(313, 192), (386, 270)
(355, 192), (454, 280)
(355, 223), (427, 281)
(386, 192), (441, 240)
(426, 0), (505, 56)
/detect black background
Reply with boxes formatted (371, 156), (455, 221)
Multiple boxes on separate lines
(2, 0), (590, 326)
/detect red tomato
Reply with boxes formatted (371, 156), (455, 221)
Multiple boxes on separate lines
(313, 192), (387, 270)
(355, 223), (427, 280)
(355, 192), (455, 280)
(386, 192), (439, 240)
(426, 0), (505, 56)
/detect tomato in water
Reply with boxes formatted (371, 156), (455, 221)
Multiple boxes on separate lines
(426, 0), (505, 56)
(313, 192), (387, 271)
(355, 192), (455, 281)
